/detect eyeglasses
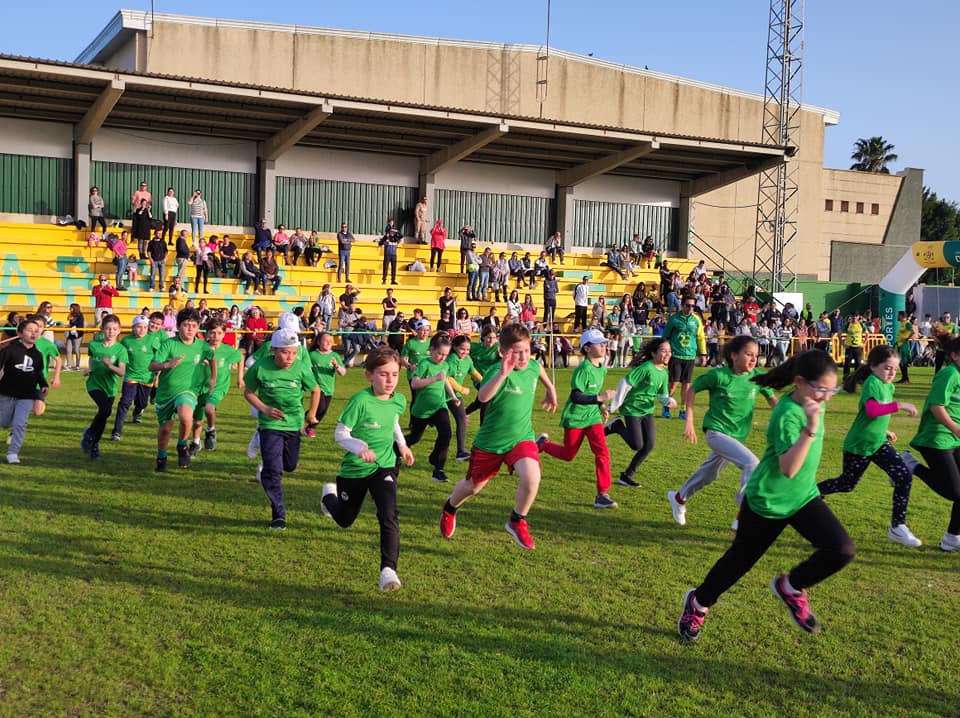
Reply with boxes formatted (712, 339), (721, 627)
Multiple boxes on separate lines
(805, 380), (841, 396)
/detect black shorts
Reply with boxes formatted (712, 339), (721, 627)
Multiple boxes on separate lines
(668, 357), (695, 384)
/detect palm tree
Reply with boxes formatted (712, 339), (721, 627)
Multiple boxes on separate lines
(850, 137), (898, 173)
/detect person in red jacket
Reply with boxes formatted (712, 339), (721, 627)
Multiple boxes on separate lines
(92, 274), (120, 325)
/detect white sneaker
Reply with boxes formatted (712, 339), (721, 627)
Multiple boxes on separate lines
(379, 567), (402, 592)
(940, 532), (960, 552)
(888, 524), (922, 548)
(321, 483), (336, 518)
(667, 491), (686, 526)
(899, 450), (920, 475)
(256, 463), (263, 485)
(246, 430), (260, 459)
(731, 517), (739, 531)
(6, 453), (19, 464)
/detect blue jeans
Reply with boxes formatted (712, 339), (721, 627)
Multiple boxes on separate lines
(115, 255), (128, 288)
(259, 429), (301, 521)
(190, 216), (205, 244)
(467, 270), (479, 299)
(478, 269), (490, 298)
(150, 260), (165, 291)
(337, 251), (351, 282)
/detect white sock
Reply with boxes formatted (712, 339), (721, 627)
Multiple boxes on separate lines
(782, 575), (800, 595)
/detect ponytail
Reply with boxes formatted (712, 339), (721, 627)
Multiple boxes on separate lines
(631, 336), (670, 367)
(753, 349), (837, 390)
(843, 344), (895, 393)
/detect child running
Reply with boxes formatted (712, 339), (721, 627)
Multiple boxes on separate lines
(111, 315), (156, 439)
(81, 314), (128, 459)
(439, 324), (558, 549)
(321, 346), (415, 591)
(306, 331), (346, 438)
(0, 317), (48, 464)
(900, 335), (960, 552)
(244, 329), (320, 530)
(537, 328), (618, 509)
(667, 336), (777, 528)
(404, 332), (459, 483)
(148, 308), (216, 471)
(445, 335), (482, 461)
(189, 318), (243, 455)
(464, 325), (500, 422)
(817, 344), (921, 547)
(678, 350), (856, 642)
(400, 319), (431, 398)
(605, 337), (677, 488)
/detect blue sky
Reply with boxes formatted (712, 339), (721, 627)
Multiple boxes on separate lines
(2, 1), (956, 203)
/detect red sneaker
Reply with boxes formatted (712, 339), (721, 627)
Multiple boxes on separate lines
(440, 508), (456, 539)
(505, 518), (536, 549)
(304, 426), (316, 438)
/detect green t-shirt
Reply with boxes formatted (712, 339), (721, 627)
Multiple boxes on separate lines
(911, 364), (960, 451)
(620, 361), (668, 417)
(693, 366), (773, 442)
(560, 359), (606, 429)
(401, 337), (430, 381)
(243, 357), (318, 432)
(309, 350), (340, 396)
(445, 353), (476, 399)
(844, 373), (894, 456)
(470, 341), (500, 377)
(154, 336), (215, 403)
(337, 387), (407, 478)
(411, 358), (449, 418)
(205, 343), (243, 399)
(121, 333), (158, 385)
(743, 395), (823, 519)
(85, 341), (128, 398)
(662, 312), (704, 360)
(34, 336), (59, 380)
(473, 360), (541, 453)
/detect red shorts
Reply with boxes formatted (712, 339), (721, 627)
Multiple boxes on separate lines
(467, 440), (540, 485)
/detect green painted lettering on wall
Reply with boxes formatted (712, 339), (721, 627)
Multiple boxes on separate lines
(0, 254), (37, 305)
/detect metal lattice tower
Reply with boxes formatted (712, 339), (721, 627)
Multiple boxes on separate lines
(752, 0), (803, 293)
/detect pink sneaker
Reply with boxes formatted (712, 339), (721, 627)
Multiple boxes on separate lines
(440, 508), (456, 539)
(677, 589), (708, 642)
(304, 426), (316, 438)
(505, 518), (536, 549)
(771, 574), (821, 634)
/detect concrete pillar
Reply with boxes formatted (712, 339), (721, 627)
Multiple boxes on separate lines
(677, 193), (693, 257)
(555, 185), (575, 249)
(74, 142), (91, 222)
(258, 158), (277, 227)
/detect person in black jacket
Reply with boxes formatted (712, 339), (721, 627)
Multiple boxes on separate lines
(147, 233), (168, 291)
(0, 317), (49, 464)
(175, 230), (191, 281)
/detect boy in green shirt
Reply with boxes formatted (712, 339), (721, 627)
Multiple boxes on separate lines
(190, 318), (243, 455)
(321, 347), (415, 591)
(537, 328), (617, 509)
(149, 308), (216, 471)
(439, 324), (558, 550)
(81, 314), (128, 459)
(400, 319), (431, 388)
(445, 335), (482, 460)
(112, 315), (155, 439)
(244, 329), (320, 530)
(404, 333), (459, 483)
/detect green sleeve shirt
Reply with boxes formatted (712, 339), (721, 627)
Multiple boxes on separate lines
(121, 334), (158, 385)
(470, 342), (500, 377)
(445, 354), (475, 399)
(911, 364), (960, 451)
(244, 357), (318, 432)
(743, 396), (823, 519)
(473, 360), (541, 453)
(844, 373), (894, 456)
(85, 341), (128, 397)
(410, 358), (450, 418)
(34, 336), (59, 380)
(309, 350), (340, 396)
(694, 366), (773, 442)
(209, 344), (243, 400)
(401, 338), (430, 381)
(619, 361), (668, 418)
(154, 337), (215, 403)
(337, 387), (407, 478)
(560, 360), (607, 428)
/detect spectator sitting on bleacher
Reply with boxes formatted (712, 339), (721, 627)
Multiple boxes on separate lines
(168, 276), (189, 311)
(480, 307), (500, 332)
(238, 252), (260, 294)
(305, 231), (327, 267)
(521, 252), (536, 287)
(659, 260), (672, 299)
(259, 249), (281, 295)
(508, 252), (526, 288)
(289, 228), (308, 266)
(546, 232), (564, 265)
(591, 296), (607, 327)
(243, 306), (269, 355)
(253, 219), (273, 264)
(641, 235), (656, 268)
(272, 225), (290, 264)
(602, 247), (625, 279)
(219, 235), (239, 278)
(619, 247), (638, 278)
(533, 251), (550, 284)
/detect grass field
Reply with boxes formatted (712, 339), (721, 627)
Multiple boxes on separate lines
(0, 364), (957, 717)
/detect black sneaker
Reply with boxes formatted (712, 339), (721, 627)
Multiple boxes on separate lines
(431, 469), (449, 483)
(677, 589), (708, 642)
(455, 450), (471, 462)
(177, 444), (191, 469)
(593, 492), (618, 509)
(81, 428), (93, 456)
(269, 518), (287, 531)
(132, 412), (143, 424)
(110, 432), (121, 441)
(188, 441), (201, 458)
(617, 473), (641, 488)
(204, 429), (217, 451)
(90, 443), (101, 459)
(155, 456), (167, 472)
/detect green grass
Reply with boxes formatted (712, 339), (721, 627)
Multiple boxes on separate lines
(0, 366), (957, 717)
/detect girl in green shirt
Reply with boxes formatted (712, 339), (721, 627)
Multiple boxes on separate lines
(81, 314), (127, 460)
(404, 333), (459, 483)
(678, 350), (855, 642)
(306, 331), (347, 438)
(446, 335), (482, 461)
(818, 345), (921, 548)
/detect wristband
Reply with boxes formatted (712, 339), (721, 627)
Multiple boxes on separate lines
(801, 427), (815, 438)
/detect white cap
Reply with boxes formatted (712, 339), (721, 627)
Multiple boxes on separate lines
(132, 315), (150, 328)
(277, 311), (300, 332)
(416, 319), (431, 331)
(579, 328), (606, 347)
(270, 329), (300, 349)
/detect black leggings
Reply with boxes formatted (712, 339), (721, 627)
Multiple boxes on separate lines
(843, 346), (863, 378)
(695, 497), (856, 608)
(914, 447), (960, 534)
(91, 216), (107, 233)
(448, 398), (468, 455)
(194, 264), (209, 293)
(818, 443), (913, 527)
(430, 248), (443, 270)
(87, 390), (115, 444)
(606, 414), (655, 479)
(404, 408), (451, 470)
(323, 466), (400, 570)
(113, 381), (150, 436)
